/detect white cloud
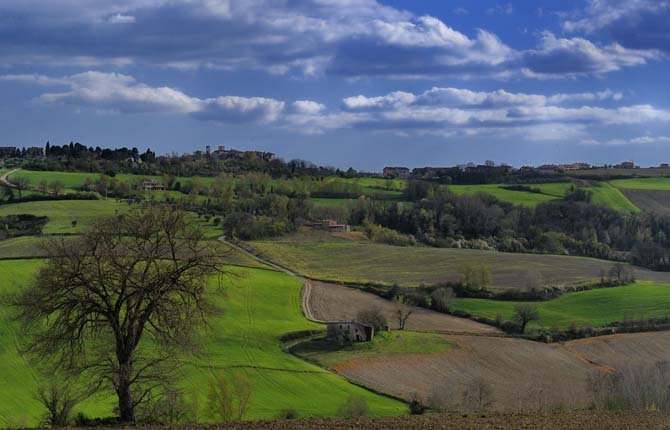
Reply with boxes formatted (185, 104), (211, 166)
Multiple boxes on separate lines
(292, 100), (326, 115)
(4, 71), (284, 124)
(582, 135), (670, 145)
(107, 13), (136, 24)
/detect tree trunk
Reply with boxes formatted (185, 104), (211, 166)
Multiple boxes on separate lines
(117, 359), (135, 423)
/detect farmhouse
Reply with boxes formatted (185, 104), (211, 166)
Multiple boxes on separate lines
(327, 321), (374, 343)
(141, 178), (166, 191)
(383, 166), (410, 179)
(312, 219), (351, 233)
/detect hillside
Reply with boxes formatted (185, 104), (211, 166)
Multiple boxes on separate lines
(249, 229), (670, 290)
(0, 261), (405, 426)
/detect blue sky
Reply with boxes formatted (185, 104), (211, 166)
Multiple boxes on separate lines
(1, 0), (669, 170)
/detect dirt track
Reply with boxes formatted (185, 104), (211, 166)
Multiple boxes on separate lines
(306, 280), (498, 333)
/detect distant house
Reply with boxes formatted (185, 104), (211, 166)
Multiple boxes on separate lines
(383, 166), (410, 179)
(617, 161), (636, 169)
(327, 321), (374, 343)
(141, 178), (166, 191)
(661, 163), (670, 169)
(312, 219), (351, 233)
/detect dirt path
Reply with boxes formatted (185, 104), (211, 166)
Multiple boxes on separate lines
(0, 168), (19, 188)
(308, 280), (499, 334)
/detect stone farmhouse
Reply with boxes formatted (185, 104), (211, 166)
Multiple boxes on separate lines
(327, 321), (374, 343)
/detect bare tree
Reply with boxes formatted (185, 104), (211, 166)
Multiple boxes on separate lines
(48, 180), (64, 196)
(394, 295), (413, 330)
(609, 262), (634, 284)
(37, 179), (49, 195)
(513, 304), (540, 334)
(36, 379), (88, 427)
(431, 287), (455, 313)
(207, 372), (253, 422)
(461, 377), (494, 411)
(356, 306), (387, 331)
(14, 176), (30, 198)
(9, 206), (223, 423)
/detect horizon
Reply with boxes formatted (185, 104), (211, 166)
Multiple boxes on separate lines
(1, 1), (669, 170)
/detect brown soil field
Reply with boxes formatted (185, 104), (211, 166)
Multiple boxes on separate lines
(330, 334), (593, 411)
(303, 281), (670, 412)
(196, 411), (670, 429)
(250, 229), (670, 290)
(306, 280), (498, 333)
(325, 332), (670, 412)
(622, 189), (670, 215)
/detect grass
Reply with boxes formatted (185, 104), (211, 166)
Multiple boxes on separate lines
(611, 178), (670, 191)
(453, 281), (670, 330)
(248, 229), (670, 290)
(448, 183), (571, 207)
(0, 199), (128, 234)
(293, 332), (452, 368)
(589, 182), (639, 213)
(0, 236), (45, 259)
(0, 261), (405, 426)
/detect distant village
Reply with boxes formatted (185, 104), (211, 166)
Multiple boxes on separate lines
(0, 143), (664, 179)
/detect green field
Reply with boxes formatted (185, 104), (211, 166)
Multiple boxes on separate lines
(293, 331), (452, 368)
(453, 282), (670, 330)
(448, 183), (567, 207)
(589, 182), (639, 213)
(0, 261), (404, 426)
(249, 229), (670, 290)
(611, 178), (670, 191)
(0, 199), (128, 234)
(0, 236), (45, 259)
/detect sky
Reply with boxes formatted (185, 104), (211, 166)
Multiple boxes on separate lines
(1, 0), (669, 170)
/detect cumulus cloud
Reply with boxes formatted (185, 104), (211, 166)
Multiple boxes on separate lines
(0, 0), (653, 79)
(564, 0), (670, 54)
(3, 71), (284, 124)
(292, 100), (326, 115)
(289, 87), (670, 138)
(521, 32), (657, 78)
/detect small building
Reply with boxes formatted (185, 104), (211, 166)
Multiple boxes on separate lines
(141, 178), (166, 191)
(617, 161), (635, 169)
(327, 321), (374, 343)
(661, 163), (670, 169)
(313, 219), (350, 233)
(383, 166), (410, 179)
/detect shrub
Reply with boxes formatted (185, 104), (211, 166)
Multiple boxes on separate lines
(277, 408), (299, 419)
(408, 393), (426, 415)
(338, 395), (369, 417)
(356, 306), (388, 331)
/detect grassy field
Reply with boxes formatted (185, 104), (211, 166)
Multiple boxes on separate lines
(0, 199), (128, 234)
(588, 182), (639, 213)
(293, 331), (452, 368)
(453, 281), (670, 330)
(448, 184), (567, 207)
(0, 261), (405, 426)
(611, 178), (670, 191)
(249, 229), (670, 290)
